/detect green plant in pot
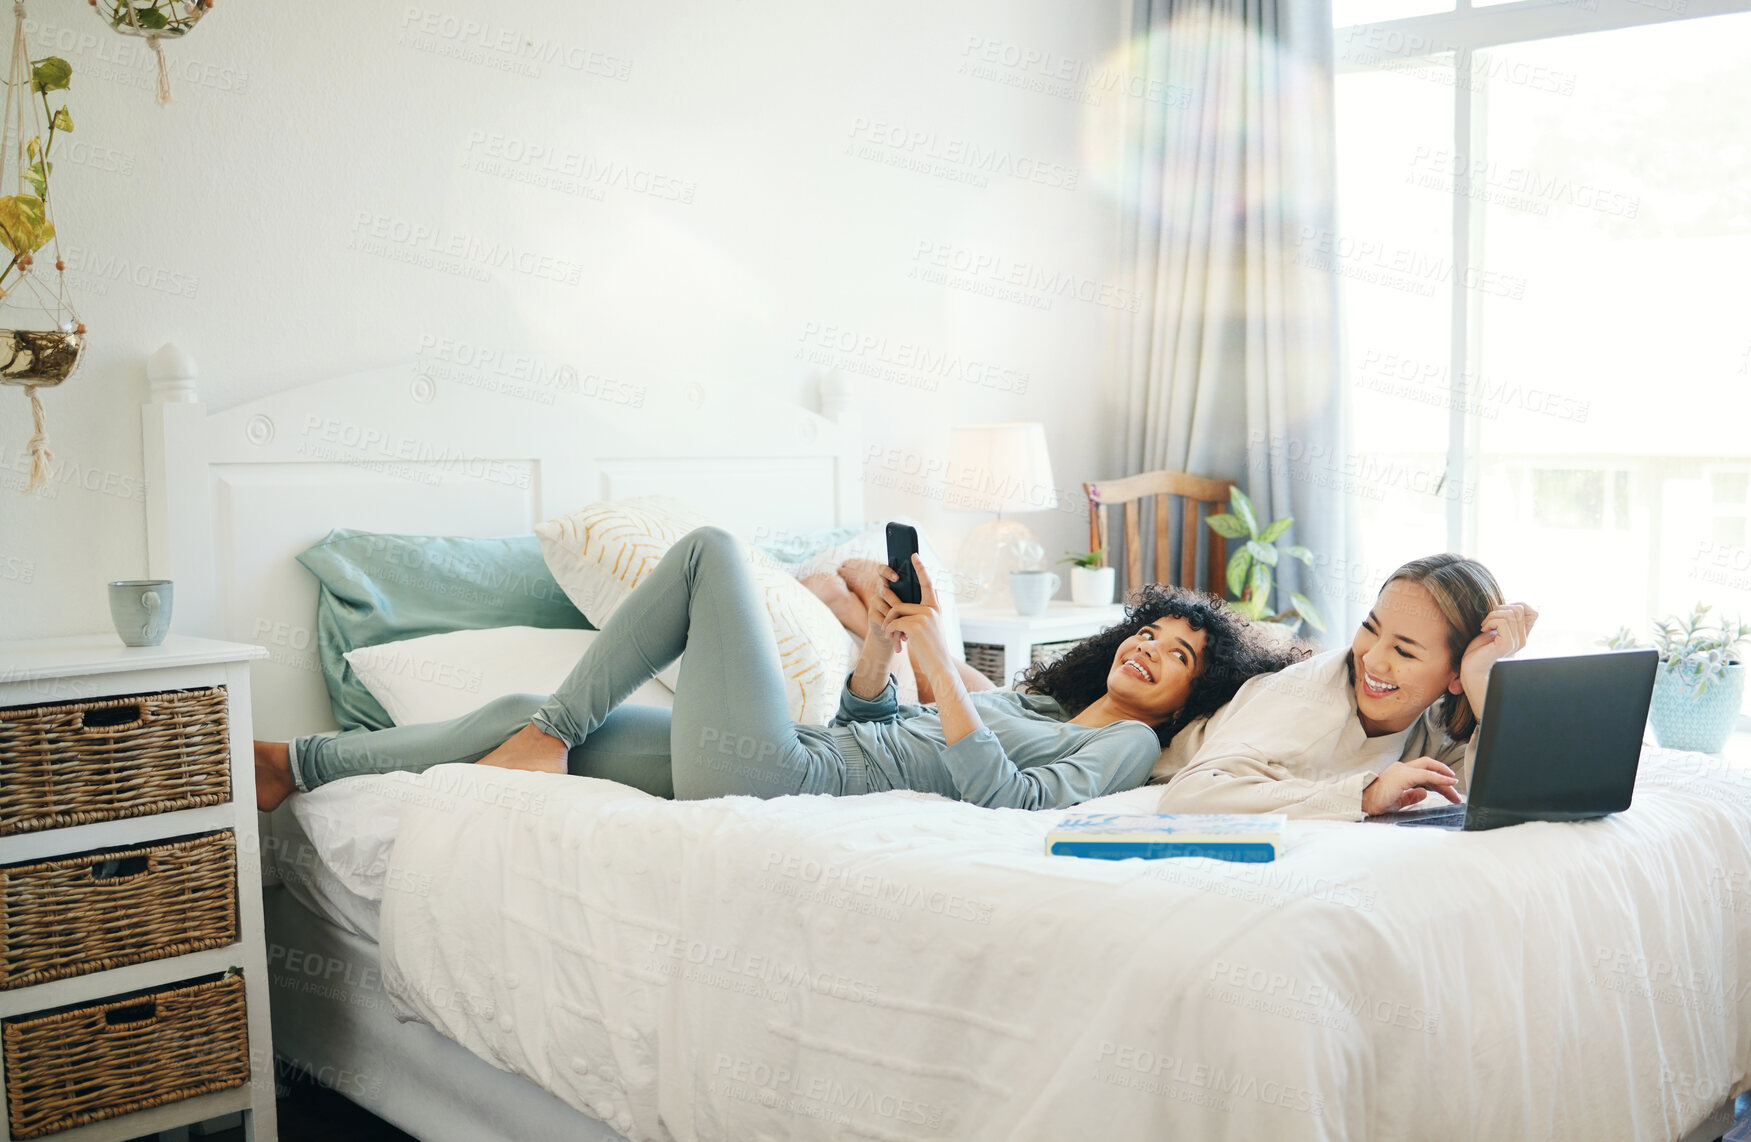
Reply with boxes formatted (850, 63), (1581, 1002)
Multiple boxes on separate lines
(1604, 603), (1750, 753)
(1060, 548), (1114, 606)
(1205, 486), (1325, 635)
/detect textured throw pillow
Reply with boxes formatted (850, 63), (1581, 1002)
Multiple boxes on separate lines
(535, 497), (850, 724)
(296, 530), (593, 732)
(345, 627), (678, 727)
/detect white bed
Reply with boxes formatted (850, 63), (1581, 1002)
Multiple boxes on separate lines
(144, 356), (1751, 1142)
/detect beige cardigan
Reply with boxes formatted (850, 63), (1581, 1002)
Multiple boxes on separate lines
(1148, 647), (1477, 821)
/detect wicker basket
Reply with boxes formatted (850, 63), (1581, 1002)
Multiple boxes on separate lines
(0, 831), (238, 990)
(3, 973), (250, 1140)
(964, 640), (1085, 687)
(963, 642), (1008, 687)
(0, 688), (232, 837)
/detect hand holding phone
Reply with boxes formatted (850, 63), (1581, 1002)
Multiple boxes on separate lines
(885, 522), (922, 605)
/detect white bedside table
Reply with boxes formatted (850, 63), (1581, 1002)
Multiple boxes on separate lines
(959, 602), (1129, 687)
(0, 634), (276, 1142)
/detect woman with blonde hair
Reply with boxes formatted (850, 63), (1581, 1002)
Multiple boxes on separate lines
(1152, 553), (1537, 820)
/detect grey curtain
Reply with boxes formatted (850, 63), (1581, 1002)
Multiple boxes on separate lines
(1111, 0), (1353, 634)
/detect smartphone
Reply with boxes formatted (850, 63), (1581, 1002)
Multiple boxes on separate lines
(885, 522), (922, 605)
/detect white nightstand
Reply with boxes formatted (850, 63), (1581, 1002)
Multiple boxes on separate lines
(0, 635), (276, 1142)
(960, 602), (1129, 687)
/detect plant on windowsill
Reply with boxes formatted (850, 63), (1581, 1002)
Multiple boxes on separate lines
(1205, 486), (1326, 635)
(1603, 603), (1750, 754)
(1059, 548), (1114, 606)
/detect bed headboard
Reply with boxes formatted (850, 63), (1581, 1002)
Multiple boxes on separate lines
(141, 349), (864, 739)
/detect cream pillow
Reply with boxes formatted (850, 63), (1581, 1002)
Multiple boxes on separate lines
(535, 497), (850, 724)
(345, 627), (677, 727)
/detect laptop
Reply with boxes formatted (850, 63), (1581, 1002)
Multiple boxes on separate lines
(1372, 649), (1658, 832)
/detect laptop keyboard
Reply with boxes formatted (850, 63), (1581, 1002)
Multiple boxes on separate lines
(1392, 803), (1469, 828)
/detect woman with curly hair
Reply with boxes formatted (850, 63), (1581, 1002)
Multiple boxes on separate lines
(256, 526), (1297, 811)
(1014, 582), (1307, 751)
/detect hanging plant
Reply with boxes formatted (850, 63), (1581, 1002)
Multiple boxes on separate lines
(0, 21), (85, 494)
(89, 0), (214, 106)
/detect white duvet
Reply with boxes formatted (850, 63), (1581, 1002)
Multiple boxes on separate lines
(307, 749), (1751, 1141)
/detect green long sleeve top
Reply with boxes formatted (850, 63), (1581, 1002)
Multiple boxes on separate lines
(828, 674), (1161, 809)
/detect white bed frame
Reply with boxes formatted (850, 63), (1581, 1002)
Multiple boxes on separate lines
(141, 349), (866, 1142)
(142, 349), (865, 742)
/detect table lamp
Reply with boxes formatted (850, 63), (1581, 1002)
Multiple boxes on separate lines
(946, 423), (1058, 608)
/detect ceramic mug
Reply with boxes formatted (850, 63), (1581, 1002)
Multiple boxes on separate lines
(1008, 570), (1061, 617)
(108, 579), (173, 647)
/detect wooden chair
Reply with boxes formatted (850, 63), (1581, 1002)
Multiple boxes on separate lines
(1084, 470), (1235, 596)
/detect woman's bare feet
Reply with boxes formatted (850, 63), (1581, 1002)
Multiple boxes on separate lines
(254, 740), (296, 812)
(801, 570), (867, 633)
(477, 722), (569, 775)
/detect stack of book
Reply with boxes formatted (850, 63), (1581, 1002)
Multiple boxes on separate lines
(1045, 813), (1287, 863)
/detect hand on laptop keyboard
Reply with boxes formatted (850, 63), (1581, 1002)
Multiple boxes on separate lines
(1360, 757), (1463, 816)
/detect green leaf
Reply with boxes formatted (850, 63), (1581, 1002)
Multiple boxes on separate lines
(1250, 562), (1273, 604)
(51, 107), (72, 134)
(24, 159), (50, 200)
(1290, 592), (1326, 633)
(1205, 512), (1249, 539)
(133, 4), (169, 29)
(1245, 540), (1278, 567)
(1229, 487), (1260, 539)
(25, 137), (39, 161)
(1258, 516), (1292, 544)
(1230, 598), (1267, 620)
(1282, 544), (1314, 567)
(0, 195), (54, 257)
(30, 57), (72, 94)
(1225, 548), (1251, 600)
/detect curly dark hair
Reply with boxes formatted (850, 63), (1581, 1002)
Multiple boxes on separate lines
(1015, 583), (1306, 747)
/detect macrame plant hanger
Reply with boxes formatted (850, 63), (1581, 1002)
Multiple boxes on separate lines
(0, 1), (84, 493)
(99, 0), (214, 107)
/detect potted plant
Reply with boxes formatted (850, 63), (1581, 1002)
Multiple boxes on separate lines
(1604, 603), (1750, 754)
(1205, 486), (1325, 635)
(1060, 549), (1114, 606)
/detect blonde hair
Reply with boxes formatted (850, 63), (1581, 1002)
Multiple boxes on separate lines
(1380, 553), (1504, 739)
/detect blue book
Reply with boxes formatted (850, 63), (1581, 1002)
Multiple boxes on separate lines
(1045, 813), (1287, 863)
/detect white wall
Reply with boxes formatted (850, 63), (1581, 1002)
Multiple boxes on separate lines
(0, 0), (1130, 639)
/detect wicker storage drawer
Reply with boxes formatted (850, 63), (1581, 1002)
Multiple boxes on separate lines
(0, 831), (238, 990)
(0, 687), (232, 836)
(3, 973), (250, 1140)
(965, 639), (1085, 687)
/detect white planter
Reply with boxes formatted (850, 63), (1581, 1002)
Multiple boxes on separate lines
(1070, 565), (1116, 606)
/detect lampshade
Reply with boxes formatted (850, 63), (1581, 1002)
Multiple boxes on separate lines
(945, 423), (1058, 514)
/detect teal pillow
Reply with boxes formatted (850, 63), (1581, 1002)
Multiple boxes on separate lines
(296, 529), (593, 731)
(753, 526), (863, 567)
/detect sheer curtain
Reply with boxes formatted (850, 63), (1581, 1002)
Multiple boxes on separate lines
(1110, 0), (1352, 632)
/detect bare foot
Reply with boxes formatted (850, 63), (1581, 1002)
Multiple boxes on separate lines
(801, 571), (866, 634)
(477, 722), (568, 775)
(254, 740), (296, 812)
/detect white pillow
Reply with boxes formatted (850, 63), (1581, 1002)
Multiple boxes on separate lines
(785, 519), (965, 660)
(345, 627), (676, 727)
(535, 497), (850, 724)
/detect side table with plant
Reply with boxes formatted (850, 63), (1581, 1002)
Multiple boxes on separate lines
(1604, 603), (1750, 753)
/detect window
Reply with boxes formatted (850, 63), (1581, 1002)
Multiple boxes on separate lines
(1532, 470), (1603, 530)
(1334, 3), (1751, 716)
